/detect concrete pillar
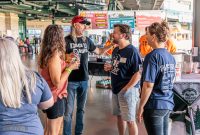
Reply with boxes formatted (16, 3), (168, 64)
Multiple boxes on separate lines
(0, 13), (6, 37)
(193, 0), (200, 61)
(5, 13), (19, 39)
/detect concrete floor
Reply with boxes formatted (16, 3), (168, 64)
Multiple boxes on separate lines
(21, 54), (147, 135)
(22, 54), (189, 135)
(21, 55), (192, 135)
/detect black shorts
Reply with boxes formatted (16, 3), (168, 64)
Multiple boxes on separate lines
(43, 98), (66, 119)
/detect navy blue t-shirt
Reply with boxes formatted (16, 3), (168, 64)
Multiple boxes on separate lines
(111, 45), (142, 94)
(65, 36), (96, 81)
(141, 48), (176, 110)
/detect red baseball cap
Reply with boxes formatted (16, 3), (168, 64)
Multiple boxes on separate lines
(71, 15), (91, 25)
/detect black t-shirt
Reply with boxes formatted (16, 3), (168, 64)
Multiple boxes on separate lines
(65, 35), (96, 81)
(111, 45), (142, 94)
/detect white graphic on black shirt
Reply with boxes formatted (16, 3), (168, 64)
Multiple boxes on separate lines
(70, 43), (88, 54)
(111, 54), (121, 75)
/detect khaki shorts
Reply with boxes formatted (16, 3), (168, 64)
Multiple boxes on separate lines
(112, 87), (139, 121)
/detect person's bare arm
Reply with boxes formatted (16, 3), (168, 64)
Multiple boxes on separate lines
(121, 71), (141, 92)
(138, 81), (154, 123)
(48, 52), (79, 90)
(93, 44), (114, 55)
(38, 97), (54, 110)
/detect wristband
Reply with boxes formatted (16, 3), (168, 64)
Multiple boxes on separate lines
(65, 68), (72, 74)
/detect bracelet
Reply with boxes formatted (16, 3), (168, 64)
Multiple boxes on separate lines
(65, 68), (72, 74)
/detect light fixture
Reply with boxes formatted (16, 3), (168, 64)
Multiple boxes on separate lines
(37, 9), (42, 12)
(28, 14), (32, 16)
(69, 3), (73, 7)
(136, 0), (140, 5)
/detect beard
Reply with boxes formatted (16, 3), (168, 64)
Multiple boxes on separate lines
(76, 29), (83, 35)
(113, 39), (119, 44)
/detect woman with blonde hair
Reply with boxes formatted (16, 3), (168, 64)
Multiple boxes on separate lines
(39, 24), (80, 135)
(0, 38), (54, 135)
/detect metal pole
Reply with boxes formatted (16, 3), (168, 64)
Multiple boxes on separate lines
(188, 106), (196, 135)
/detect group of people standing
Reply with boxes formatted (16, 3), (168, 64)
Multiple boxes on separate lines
(0, 15), (176, 135)
(104, 22), (176, 135)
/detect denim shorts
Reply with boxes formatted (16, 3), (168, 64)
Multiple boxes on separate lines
(112, 87), (139, 121)
(43, 97), (66, 119)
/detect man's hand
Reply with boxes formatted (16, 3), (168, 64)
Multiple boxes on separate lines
(104, 62), (112, 72)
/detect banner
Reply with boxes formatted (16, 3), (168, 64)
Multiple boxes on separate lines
(136, 11), (165, 31)
(108, 11), (135, 29)
(79, 11), (108, 29)
(109, 17), (135, 29)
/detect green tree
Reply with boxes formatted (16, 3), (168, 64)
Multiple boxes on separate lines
(195, 105), (200, 129)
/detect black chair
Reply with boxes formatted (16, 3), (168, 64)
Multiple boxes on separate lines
(171, 82), (200, 135)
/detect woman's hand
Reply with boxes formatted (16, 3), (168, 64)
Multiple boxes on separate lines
(137, 106), (144, 123)
(68, 60), (80, 70)
(66, 52), (80, 63)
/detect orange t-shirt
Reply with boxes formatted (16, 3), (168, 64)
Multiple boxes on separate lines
(139, 35), (153, 57)
(105, 40), (116, 56)
(165, 38), (176, 53)
(139, 35), (177, 57)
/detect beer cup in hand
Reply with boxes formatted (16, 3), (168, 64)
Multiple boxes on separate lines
(104, 61), (112, 72)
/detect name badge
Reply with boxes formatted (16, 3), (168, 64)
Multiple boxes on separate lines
(120, 57), (127, 63)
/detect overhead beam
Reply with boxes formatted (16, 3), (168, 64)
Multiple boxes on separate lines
(152, 0), (158, 9)
(56, 4), (76, 15)
(20, 0), (43, 8)
(0, 8), (23, 14)
(152, 0), (164, 10)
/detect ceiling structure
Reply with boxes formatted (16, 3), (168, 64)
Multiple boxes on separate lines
(119, 0), (165, 10)
(0, 0), (107, 20)
(0, 0), (164, 21)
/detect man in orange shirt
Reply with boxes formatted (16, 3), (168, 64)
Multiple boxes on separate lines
(139, 27), (153, 57)
(162, 21), (177, 53)
(104, 33), (118, 56)
(139, 22), (176, 57)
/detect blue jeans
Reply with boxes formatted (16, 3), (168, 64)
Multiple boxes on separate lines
(143, 109), (171, 135)
(63, 81), (88, 135)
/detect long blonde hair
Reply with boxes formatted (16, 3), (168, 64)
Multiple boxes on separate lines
(70, 25), (86, 43)
(0, 38), (36, 108)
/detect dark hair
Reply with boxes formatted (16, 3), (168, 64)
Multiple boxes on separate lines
(148, 22), (168, 43)
(145, 27), (148, 31)
(113, 24), (132, 40)
(161, 21), (169, 30)
(39, 24), (65, 68)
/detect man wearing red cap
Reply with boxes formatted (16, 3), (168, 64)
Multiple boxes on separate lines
(63, 15), (112, 135)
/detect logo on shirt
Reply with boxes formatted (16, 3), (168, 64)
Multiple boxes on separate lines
(159, 64), (175, 90)
(120, 57), (127, 63)
(70, 43), (88, 54)
(111, 53), (121, 75)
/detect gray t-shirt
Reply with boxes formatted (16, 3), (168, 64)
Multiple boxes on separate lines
(0, 72), (52, 135)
